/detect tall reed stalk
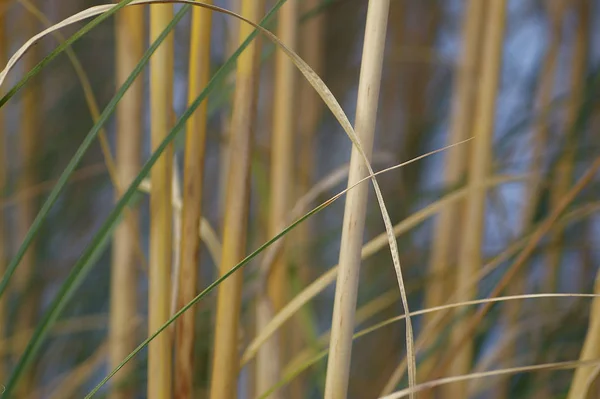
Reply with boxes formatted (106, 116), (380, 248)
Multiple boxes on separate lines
(324, 1), (390, 398)
(566, 3), (598, 396)
(219, 0), (241, 229)
(148, 4), (174, 399)
(291, 1), (324, 396)
(174, 3), (212, 399)
(497, 3), (565, 398)
(15, 9), (41, 397)
(109, 6), (144, 398)
(445, 1), (506, 397)
(209, 1), (264, 397)
(545, 0), (589, 294)
(257, 0), (298, 394)
(421, 0), (484, 388)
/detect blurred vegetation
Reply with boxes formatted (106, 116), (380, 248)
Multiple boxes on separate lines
(0, 0), (600, 398)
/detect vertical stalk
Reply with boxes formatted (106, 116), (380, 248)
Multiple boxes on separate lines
(109, 6), (144, 399)
(15, 9), (40, 397)
(422, 0), (484, 386)
(266, 0), (297, 321)
(445, 1), (506, 397)
(209, 0), (263, 397)
(148, 4), (174, 399)
(219, 0), (241, 230)
(291, 1), (324, 397)
(545, 0), (589, 294)
(566, 3), (598, 399)
(497, 3), (565, 397)
(257, 0), (298, 394)
(174, 3), (212, 399)
(323, 1), (390, 398)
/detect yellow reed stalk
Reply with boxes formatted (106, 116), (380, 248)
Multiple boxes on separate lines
(421, 0), (485, 386)
(209, 0), (264, 397)
(266, 0), (297, 314)
(257, 0), (298, 395)
(109, 5), (144, 399)
(545, 0), (589, 294)
(324, 1), (391, 398)
(218, 0), (241, 228)
(445, 1), (506, 397)
(174, 3), (212, 399)
(289, 1), (324, 397)
(148, 4), (174, 399)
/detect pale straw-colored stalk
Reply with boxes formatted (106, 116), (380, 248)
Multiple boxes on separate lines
(148, 3), (175, 398)
(257, 0), (298, 395)
(421, 0), (485, 385)
(109, 5), (144, 398)
(444, 1), (506, 397)
(324, 1), (392, 398)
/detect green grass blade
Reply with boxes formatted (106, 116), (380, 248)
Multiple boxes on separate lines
(6, 1), (288, 396)
(0, 0), (137, 301)
(0, 0), (135, 108)
(86, 173), (330, 398)
(1, 7), (188, 395)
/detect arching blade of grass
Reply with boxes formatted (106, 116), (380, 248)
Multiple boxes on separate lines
(0, 0), (136, 105)
(2, 8), (189, 396)
(6, 0), (292, 395)
(0, 0), (137, 301)
(6, 0), (407, 395)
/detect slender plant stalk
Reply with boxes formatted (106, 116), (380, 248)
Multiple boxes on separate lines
(324, 1), (390, 398)
(209, 0), (264, 397)
(568, 271), (600, 398)
(266, 0), (297, 313)
(0, 7), (6, 383)
(257, 0), (298, 395)
(497, 3), (565, 397)
(421, 0), (484, 387)
(290, 0), (324, 396)
(218, 0), (241, 229)
(566, 3), (598, 397)
(109, 5), (144, 399)
(15, 8), (41, 397)
(545, 0), (589, 294)
(148, 4), (174, 399)
(174, 3), (212, 399)
(444, 1), (506, 397)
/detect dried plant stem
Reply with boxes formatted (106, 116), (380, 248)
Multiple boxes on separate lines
(445, 1), (506, 397)
(290, 0), (324, 396)
(566, 3), (599, 397)
(148, 4), (174, 399)
(174, 3), (212, 399)
(324, 1), (391, 398)
(257, 0), (298, 395)
(109, 5), (144, 399)
(545, 0), (589, 294)
(422, 0), (484, 384)
(209, 0), (263, 397)
(497, 3), (565, 397)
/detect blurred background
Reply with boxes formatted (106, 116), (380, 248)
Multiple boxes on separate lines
(1, 0), (600, 398)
